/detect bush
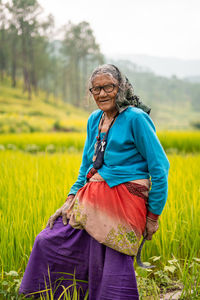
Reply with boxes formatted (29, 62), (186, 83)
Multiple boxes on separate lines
(191, 121), (200, 129)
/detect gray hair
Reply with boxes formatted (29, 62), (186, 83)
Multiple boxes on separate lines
(89, 64), (121, 85)
(89, 64), (135, 111)
(89, 64), (151, 114)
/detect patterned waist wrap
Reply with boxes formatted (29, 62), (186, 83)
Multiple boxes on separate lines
(67, 171), (149, 256)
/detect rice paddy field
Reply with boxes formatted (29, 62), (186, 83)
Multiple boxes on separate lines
(0, 131), (200, 299)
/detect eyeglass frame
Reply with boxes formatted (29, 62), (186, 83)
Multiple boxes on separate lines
(89, 84), (118, 95)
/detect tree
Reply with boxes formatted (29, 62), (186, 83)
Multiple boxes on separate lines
(61, 21), (104, 105)
(6, 0), (43, 99)
(0, 1), (8, 81)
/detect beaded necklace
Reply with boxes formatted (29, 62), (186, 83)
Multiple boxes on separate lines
(93, 111), (119, 169)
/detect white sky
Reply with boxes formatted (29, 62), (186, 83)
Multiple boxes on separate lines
(38, 0), (200, 60)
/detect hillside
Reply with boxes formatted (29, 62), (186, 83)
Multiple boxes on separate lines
(107, 54), (200, 79)
(0, 79), (88, 134)
(0, 77), (199, 131)
(106, 59), (200, 130)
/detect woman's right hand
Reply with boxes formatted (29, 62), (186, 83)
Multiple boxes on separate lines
(144, 216), (159, 240)
(47, 195), (75, 229)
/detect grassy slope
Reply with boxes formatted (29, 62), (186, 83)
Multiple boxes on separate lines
(0, 79), (200, 132)
(0, 80), (88, 133)
(152, 101), (200, 130)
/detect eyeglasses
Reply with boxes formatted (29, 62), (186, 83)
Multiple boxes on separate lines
(89, 84), (117, 95)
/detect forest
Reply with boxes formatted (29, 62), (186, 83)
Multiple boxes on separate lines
(0, 0), (200, 120)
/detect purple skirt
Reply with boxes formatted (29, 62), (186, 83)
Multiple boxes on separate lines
(19, 217), (139, 299)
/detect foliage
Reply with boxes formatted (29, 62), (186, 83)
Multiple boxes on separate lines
(1, 75), (200, 132)
(0, 151), (199, 280)
(0, 270), (89, 300)
(0, 81), (88, 133)
(1, 131), (200, 154)
(0, 133), (86, 152)
(1, 1), (200, 125)
(1, 258), (199, 299)
(0, 270), (23, 300)
(135, 256), (200, 299)
(191, 121), (200, 130)
(60, 21), (104, 105)
(111, 59), (200, 113)
(0, 1), (104, 104)
(158, 131), (200, 153)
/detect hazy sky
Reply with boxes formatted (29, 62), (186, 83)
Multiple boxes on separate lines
(39, 0), (200, 60)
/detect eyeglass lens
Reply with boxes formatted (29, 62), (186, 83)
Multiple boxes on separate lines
(91, 84), (115, 95)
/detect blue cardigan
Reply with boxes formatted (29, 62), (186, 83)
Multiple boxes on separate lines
(69, 107), (170, 215)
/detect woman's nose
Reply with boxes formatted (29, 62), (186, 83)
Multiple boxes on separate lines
(99, 88), (107, 97)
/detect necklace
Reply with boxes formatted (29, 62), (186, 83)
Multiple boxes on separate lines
(93, 111), (119, 169)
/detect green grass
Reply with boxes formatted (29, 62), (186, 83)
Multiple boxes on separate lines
(158, 131), (200, 153)
(152, 101), (200, 130)
(0, 132), (87, 152)
(0, 151), (199, 298)
(0, 131), (200, 153)
(1, 77), (200, 134)
(0, 80), (88, 133)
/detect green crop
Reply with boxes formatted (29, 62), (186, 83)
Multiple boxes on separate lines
(0, 151), (199, 298)
(0, 131), (200, 153)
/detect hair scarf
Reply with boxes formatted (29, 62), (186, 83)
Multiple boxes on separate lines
(109, 65), (151, 114)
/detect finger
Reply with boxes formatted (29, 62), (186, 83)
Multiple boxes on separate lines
(49, 208), (62, 229)
(52, 209), (62, 222)
(47, 216), (53, 227)
(49, 218), (55, 230)
(145, 227), (154, 240)
(143, 228), (147, 238)
(55, 208), (62, 217)
(62, 213), (67, 226)
(146, 233), (153, 240)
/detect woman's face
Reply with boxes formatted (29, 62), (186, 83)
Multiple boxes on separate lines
(91, 74), (119, 114)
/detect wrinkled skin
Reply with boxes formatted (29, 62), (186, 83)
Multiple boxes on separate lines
(144, 217), (159, 240)
(92, 74), (119, 119)
(47, 195), (75, 229)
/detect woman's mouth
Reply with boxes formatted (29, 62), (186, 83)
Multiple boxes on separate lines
(99, 99), (110, 103)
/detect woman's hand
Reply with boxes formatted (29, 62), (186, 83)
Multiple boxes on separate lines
(47, 195), (75, 229)
(144, 216), (159, 240)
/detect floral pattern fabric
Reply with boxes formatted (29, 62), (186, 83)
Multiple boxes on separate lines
(68, 181), (148, 256)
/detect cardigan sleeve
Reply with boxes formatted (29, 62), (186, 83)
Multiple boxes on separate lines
(68, 118), (91, 195)
(133, 111), (170, 215)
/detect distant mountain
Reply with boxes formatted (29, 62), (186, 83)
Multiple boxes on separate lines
(106, 54), (200, 79)
(103, 58), (200, 129)
(184, 76), (200, 83)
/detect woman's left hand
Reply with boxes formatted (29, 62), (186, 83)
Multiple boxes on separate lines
(144, 216), (159, 240)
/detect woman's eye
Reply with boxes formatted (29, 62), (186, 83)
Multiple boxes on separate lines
(104, 85), (114, 92)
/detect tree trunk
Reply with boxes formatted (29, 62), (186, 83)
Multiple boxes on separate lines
(74, 56), (80, 106)
(21, 22), (32, 100)
(11, 59), (16, 87)
(0, 28), (6, 81)
(29, 36), (37, 95)
(11, 35), (17, 87)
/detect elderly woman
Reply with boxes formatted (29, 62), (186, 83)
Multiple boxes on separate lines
(19, 64), (169, 299)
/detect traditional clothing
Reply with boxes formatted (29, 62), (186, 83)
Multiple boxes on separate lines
(19, 217), (139, 299)
(19, 65), (169, 299)
(69, 181), (148, 256)
(19, 181), (147, 299)
(69, 108), (169, 216)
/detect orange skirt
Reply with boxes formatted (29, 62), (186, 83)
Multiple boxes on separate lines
(69, 181), (148, 256)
